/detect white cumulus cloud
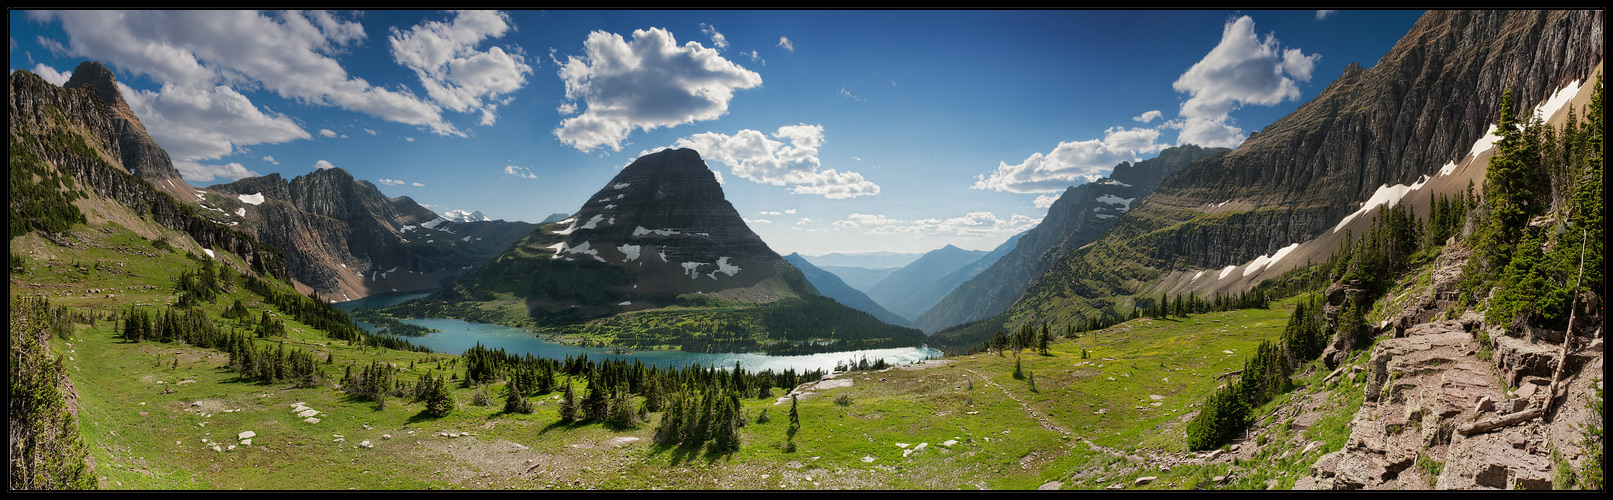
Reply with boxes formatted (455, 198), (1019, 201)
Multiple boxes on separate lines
(1034, 193), (1060, 208)
(656, 124), (880, 199)
(862, 211), (1040, 238)
(388, 10), (532, 127)
(262, 155), (278, 165)
(777, 36), (793, 52)
(34, 10), (460, 136)
(1172, 15), (1319, 148)
(175, 161), (260, 183)
(117, 81), (310, 164)
(972, 126), (1164, 193)
(315, 160), (337, 170)
(553, 27), (763, 152)
(378, 178), (405, 186)
(319, 128), (338, 138)
(31, 63), (72, 85)
(832, 213), (903, 229)
(1132, 110), (1162, 123)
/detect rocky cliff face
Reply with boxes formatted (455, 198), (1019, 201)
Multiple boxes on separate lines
(989, 10), (1602, 336)
(915, 145), (1226, 333)
(1133, 10), (1602, 273)
(205, 168), (534, 301)
(9, 68), (287, 279)
(434, 148), (817, 319)
(61, 61), (197, 202)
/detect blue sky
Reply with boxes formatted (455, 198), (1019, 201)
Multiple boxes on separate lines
(9, 9), (1424, 255)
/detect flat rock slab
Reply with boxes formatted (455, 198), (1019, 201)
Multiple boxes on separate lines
(603, 436), (640, 448)
(816, 378), (854, 390)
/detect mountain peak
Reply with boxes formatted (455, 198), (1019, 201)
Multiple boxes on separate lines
(62, 61), (125, 109)
(439, 147), (809, 316)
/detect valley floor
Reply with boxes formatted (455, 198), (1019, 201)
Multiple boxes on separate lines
(48, 278), (1305, 489)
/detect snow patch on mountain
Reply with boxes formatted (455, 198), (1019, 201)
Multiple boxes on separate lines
(1242, 243), (1301, 278)
(715, 256), (741, 277)
(442, 209), (491, 223)
(682, 261), (707, 279)
(581, 214), (607, 230)
(552, 218), (578, 235)
(238, 192), (265, 205)
(633, 226), (681, 237)
(1332, 176), (1430, 233)
(618, 244), (642, 262)
(1095, 194), (1136, 211)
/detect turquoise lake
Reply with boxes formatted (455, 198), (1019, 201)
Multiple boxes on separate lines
(336, 291), (941, 373)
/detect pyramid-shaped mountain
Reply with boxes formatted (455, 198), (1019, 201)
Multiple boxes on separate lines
(424, 148), (820, 322)
(539, 148), (807, 299)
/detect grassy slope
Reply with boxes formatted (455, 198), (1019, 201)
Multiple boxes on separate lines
(17, 220), (1325, 489)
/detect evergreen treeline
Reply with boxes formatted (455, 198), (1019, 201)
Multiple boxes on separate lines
(241, 274), (429, 352)
(1186, 298), (1323, 450)
(9, 295), (95, 490)
(1470, 81), (1603, 330)
(653, 383), (745, 452)
(459, 342), (828, 451)
(8, 138), (86, 238)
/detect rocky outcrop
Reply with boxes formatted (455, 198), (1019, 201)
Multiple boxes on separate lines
(1303, 319), (1585, 490)
(917, 145), (1226, 334)
(9, 67), (288, 279)
(61, 61), (196, 202)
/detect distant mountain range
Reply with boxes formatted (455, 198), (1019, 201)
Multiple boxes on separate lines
(913, 144), (1225, 333)
(799, 251), (923, 269)
(783, 253), (909, 327)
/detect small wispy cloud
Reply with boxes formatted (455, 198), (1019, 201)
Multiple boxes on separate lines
(503, 165), (537, 179)
(777, 36), (794, 52)
(700, 23), (728, 50)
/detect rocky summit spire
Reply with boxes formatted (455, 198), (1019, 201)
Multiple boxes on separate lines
(62, 61), (196, 201)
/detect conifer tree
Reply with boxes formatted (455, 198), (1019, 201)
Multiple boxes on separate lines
(559, 377), (579, 421)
